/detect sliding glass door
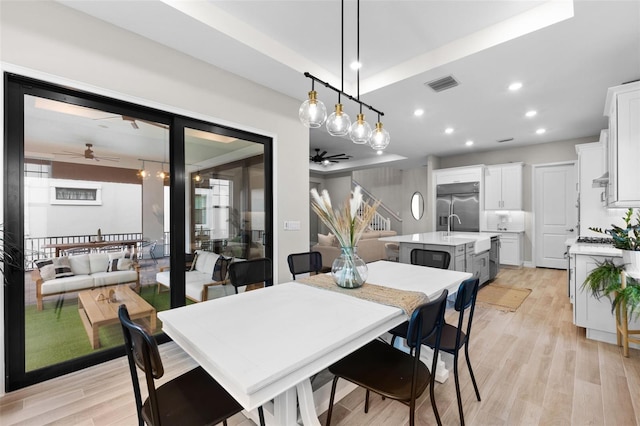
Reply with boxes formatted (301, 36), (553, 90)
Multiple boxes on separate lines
(4, 74), (272, 391)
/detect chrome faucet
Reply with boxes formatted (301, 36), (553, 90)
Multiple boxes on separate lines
(447, 213), (461, 235)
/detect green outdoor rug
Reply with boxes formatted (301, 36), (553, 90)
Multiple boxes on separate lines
(25, 285), (174, 371)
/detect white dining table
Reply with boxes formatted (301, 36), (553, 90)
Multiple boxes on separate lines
(158, 260), (471, 426)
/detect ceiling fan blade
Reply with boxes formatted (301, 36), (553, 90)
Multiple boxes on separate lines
(325, 153), (348, 159)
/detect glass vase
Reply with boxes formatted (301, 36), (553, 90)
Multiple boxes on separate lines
(331, 246), (368, 288)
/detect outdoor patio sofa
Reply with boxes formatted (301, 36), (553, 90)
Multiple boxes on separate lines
(31, 252), (140, 310)
(156, 250), (236, 303)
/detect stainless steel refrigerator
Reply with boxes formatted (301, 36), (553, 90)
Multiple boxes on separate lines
(436, 182), (480, 232)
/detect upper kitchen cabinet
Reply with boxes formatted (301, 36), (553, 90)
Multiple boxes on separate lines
(434, 165), (483, 185)
(484, 163), (523, 210)
(605, 81), (640, 207)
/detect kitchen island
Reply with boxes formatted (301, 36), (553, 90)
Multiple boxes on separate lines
(380, 231), (500, 285)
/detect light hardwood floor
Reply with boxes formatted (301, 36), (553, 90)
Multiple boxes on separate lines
(2, 266), (640, 425)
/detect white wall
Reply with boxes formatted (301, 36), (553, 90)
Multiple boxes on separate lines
(0, 0), (310, 393)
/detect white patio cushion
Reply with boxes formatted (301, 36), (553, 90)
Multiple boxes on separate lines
(89, 253), (111, 274)
(40, 275), (94, 295)
(68, 254), (91, 276)
(91, 270), (138, 287)
(156, 270), (239, 302)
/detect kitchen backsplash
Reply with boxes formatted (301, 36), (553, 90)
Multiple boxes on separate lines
(483, 210), (525, 231)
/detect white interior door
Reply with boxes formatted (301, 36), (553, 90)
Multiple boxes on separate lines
(534, 163), (577, 269)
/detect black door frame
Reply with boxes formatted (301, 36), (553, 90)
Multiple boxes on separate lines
(3, 73), (273, 391)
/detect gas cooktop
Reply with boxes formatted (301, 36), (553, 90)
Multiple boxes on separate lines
(576, 236), (615, 244)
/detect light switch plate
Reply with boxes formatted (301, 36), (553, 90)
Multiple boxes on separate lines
(284, 220), (301, 231)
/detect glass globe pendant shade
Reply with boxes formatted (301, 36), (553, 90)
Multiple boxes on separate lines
(299, 90), (327, 128)
(326, 103), (351, 136)
(349, 113), (372, 144)
(369, 122), (390, 150)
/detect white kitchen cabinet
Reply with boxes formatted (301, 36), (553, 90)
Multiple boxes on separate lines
(604, 81), (640, 207)
(434, 166), (483, 185)
(576, 142), (610, 234)
(484, 163), (523, 210)
(498, 232), (522, 266)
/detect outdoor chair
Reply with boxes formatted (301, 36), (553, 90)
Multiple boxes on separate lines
(287, 251), (323, 280)
(138, 240), (158, 264)
(325, 290), (449, 426)
(118, 304), (265, 426)
(228, 257), (272, 294)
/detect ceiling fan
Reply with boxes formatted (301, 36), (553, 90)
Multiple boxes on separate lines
(310, 149), (351, 165)
(55, 143), (120, 162)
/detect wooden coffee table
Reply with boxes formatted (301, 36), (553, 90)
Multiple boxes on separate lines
(78, 285), (156, 349)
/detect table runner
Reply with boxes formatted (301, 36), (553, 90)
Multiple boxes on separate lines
(298, 274), (429, 315)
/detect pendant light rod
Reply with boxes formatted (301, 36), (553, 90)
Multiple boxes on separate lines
(356, 0), (360, 110)
(303, 72), (384, 117)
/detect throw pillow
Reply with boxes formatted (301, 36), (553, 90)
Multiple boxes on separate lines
(35, 258), (74, 280)
(52, 257), (75, 279)
(107, 257), (133, 272)
(212, 256), (231, 282)
(35, 259), (56, 281)
(318, 233), (336, 246)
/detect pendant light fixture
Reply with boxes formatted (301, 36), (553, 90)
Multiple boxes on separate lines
(137, 160), (149, 179)
(369, 113), (390, 150)
(325, 0), (351, 136)
(299, 79), (327, 128)
(300, 0), (389, 151)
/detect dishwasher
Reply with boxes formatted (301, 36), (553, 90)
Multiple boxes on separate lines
(489, 236), (500, 281)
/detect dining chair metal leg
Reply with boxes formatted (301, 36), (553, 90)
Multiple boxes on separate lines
(429, 385), (442, 426)
(258, 406), (265, 426)
(364, 389), (370, 413)
(465, 344), (481, 401)
(453, 353), (464, 426)
(326, 376), (340, 426)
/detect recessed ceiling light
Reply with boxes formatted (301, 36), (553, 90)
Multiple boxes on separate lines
(376, 150), (383, 155)
(509, 82), (523, 91)
(445, 127), (454, 134)
(414, 109), (424, 117)
(536, 128), (546, 134)
(525, 110), (537, 117)
(350, 61), (362, 70)
(465, 140), (474, 146)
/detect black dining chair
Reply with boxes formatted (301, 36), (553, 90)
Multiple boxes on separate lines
(423, 277), (481, 426)
(410, 248), (451, 269)
(228, 257), (273, 294)
(325, 290), (449, 426)
(287, 251), (323, 280)
(118, 305), (265, 426)
(388, 249), (451, 347)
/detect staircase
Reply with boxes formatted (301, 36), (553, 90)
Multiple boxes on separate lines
(353, 180), (401, 231)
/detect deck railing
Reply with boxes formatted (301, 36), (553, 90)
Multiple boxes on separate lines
(24, 232), (144, 270)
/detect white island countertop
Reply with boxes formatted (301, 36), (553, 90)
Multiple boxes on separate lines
(379, 231), (500, 246)
(379, 231), (500, 254)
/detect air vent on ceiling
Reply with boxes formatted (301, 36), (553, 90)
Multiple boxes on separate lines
(497, 138), (514, 143)
(425, 75), (459, 92)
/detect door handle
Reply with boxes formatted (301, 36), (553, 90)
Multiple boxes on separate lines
(566, 228), (574, 232)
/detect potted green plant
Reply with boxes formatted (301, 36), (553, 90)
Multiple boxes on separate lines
(589, 208), (640, 274)
(584, 208), (640, 318)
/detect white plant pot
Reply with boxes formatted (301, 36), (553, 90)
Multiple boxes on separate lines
(622, 250), (640, 279)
